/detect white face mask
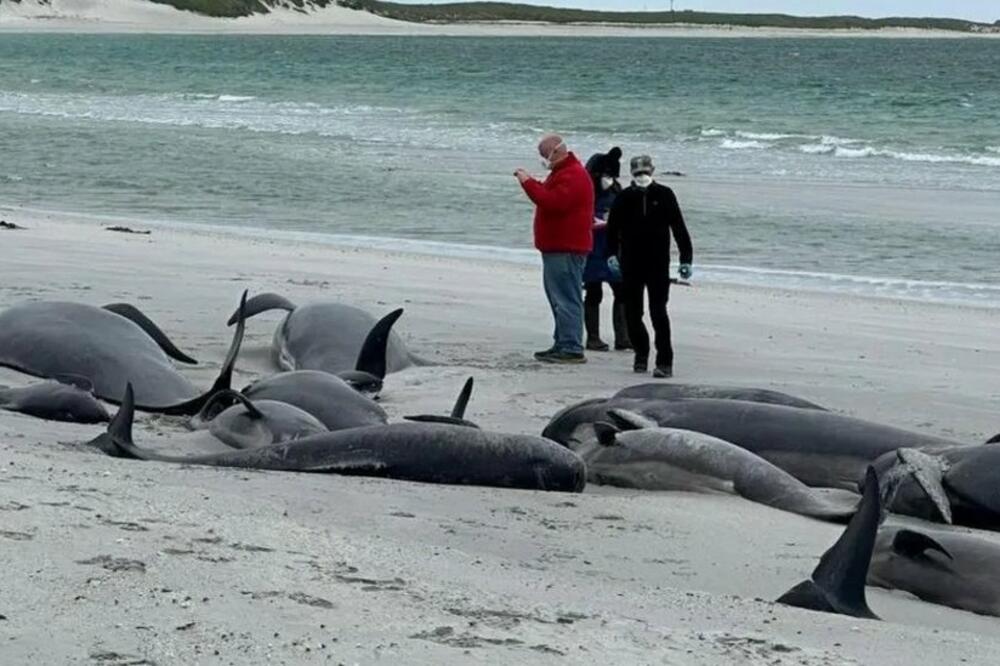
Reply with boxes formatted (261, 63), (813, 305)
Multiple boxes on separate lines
(540, 142), (566, 170)
(600, 176), (615, 191)
(633, 174), (653, 188)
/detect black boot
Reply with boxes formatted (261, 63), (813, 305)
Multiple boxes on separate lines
(613, 302), (632, 351)
(585, 302), (609, 352)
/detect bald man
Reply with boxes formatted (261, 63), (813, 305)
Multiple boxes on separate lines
(515, 134), (595, 364)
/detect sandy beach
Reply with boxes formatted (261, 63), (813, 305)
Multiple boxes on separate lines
(2, 0), (999, 37)
(2, 206), (999, 664)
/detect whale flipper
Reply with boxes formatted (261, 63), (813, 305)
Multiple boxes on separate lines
(891, 529), (953, 561)
(52, 373), (97, 393)
(606, 408), (659, 431)
(776, 467), (881, 619)
(103, 302), (198, 364)
(226, 292), (297, 326)
(593, 421), (621, 447)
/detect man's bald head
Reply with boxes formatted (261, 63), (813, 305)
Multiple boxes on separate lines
(538, 133), (569, 166)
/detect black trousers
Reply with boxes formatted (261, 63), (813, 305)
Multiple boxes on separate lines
(583, 281), (624, 307)
(622, 266), (672, 367)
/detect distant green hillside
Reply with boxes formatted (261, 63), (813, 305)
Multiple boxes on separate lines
(337, 1), (997, 31)
(140, 0), (1000, 30)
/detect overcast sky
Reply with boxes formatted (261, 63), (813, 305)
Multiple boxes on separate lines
(397, 1), (997, 22)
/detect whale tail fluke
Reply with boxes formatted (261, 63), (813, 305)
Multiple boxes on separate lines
(874, 448), (953, 525)
(104, 302), (198, 364)
(776, 467), (881, 620)
(191, 388), (261, 428)
(157, 290), (247, 416)
(226, 292), (297, 326)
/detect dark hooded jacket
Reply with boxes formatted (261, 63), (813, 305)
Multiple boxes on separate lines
(583, 148), (623, 284)
(606, 181), (693, 272)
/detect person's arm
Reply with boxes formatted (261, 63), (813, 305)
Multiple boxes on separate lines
(606, 196), (622, 259)
(520, 171), (575, 214)
(665, 188), (693, 265)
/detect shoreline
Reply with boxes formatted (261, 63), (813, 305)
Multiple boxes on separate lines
(1, 5), (999, 37)
(5, 203), (1000, 311)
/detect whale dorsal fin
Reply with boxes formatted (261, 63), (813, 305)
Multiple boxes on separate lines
(607, 409), (657, 431)
(986, 433), (1000, 444)
(402, 377), (478, 428)
(892, 529), (953, 561)
(226, 292), (297, 326)
(450, 377), (474, 419)
(103, 302), (198, 364)
(355, 308), (404, 380)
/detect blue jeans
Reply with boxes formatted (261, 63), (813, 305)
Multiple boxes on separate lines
(541, 252), (586, 355)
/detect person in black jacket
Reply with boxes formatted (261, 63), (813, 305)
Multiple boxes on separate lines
(606, 155), (693, 378)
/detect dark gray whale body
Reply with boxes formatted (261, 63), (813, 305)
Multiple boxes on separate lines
(869, 525), (1000, 618)
(871, 444), (1000, 530)
(229, 293), (421, 376)
(241, 370), (387, 431)
(544, 397), (959, 490)
(613, 383), (825, 410)
(93, 384), (586, 493)
(0, 296), (245, 413)
(587, 412), (858, 523)
(190, 390), (328, 450)
(0, 377), (109, 423)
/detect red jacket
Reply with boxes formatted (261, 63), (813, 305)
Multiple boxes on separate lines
(521, 153), (594, 254)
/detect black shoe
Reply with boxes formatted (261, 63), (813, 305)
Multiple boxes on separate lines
(586, 338), (610, 352)
(614, 341), (633, 351)
(534, 347), (557, 361)
(652, 366), (673, 379)
(540, 351), (587, 365)
(633, 357), (648, 374)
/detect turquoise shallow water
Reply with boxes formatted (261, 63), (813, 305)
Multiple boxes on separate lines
(1, 35), (999, 305)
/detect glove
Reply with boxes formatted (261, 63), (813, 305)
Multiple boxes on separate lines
(678, 263), (693, 280)
(607, 256), (621, 278)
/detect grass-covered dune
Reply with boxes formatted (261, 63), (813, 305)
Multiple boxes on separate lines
(97, 0), (999, 29)
(338, 1), (998, 32)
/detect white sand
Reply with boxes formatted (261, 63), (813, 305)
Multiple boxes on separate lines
(2, 207), (1000, 664)
(2, 0), (998, 37)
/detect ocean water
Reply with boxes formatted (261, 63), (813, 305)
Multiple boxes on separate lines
(1, 35), (999, 305)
